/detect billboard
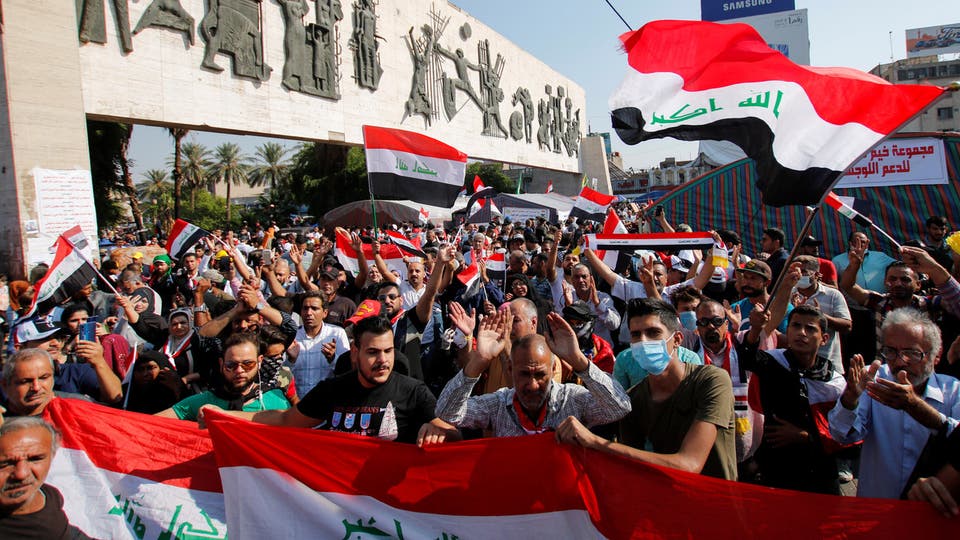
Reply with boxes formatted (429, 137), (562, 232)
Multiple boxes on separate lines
(906, 24), (960, 58)
(701, 0), (795, 22)
(835, 137), (947, 189)
(724, 8), (810, 65)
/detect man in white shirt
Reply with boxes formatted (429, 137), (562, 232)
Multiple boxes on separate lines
(286, 291), (349, 398)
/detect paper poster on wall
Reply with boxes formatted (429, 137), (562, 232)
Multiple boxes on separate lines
(30, 168), (99, 265)
(835, 138), (947, 189)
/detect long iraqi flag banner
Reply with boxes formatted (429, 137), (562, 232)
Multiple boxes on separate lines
(203, 410), (954, 539)
(609, 20), (946, 207)
(334, 229), (409, 280)
(363, 125), (468, 208)
(585, 232), (715, 258)
(44, 398), (226, 540)
(40, 399), (954, 539)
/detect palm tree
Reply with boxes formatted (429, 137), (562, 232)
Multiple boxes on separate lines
(208, 143), (249, 222)
(137, 169), (174, 229)
(247, 142), (291, 193)
(168, 128), (190, 219)
(179, 142), (210, 211)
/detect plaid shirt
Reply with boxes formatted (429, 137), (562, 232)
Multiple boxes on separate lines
(436, 362), (631, 437)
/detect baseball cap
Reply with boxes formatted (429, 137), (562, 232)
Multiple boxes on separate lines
(346, 299), (382, 325)
(800, 235), (822, 247)
(668, 255), (693, 273)
(562, 301), (596, 322)
(318, 270), (339, 281)
(736, 259), (772, 280)
(16, 316), (65, 344)
(131, 251), (144, 259)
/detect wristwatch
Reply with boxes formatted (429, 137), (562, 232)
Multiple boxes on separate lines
(193, 304), (208, 313)
(253, 302), (266, 313)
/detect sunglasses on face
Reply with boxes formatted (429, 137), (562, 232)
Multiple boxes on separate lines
(378, 293), (400, 301)
(223, 360), (258, 372)
(696, 317), (726, 329)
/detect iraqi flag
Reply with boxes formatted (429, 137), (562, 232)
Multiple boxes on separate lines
(485, 250), (507, 289)
(585, 232), (714, 256)
(418, 207), (430, 224)
(472, 175), (486, 192)
(824, 191), (873, 227)
(334, 229), (408, 280)
(26, 233), (100, 318)
(570, 186), (617, 222)
(384, 230), (426, 259)
(50, 224), (90, 252)
(546, 181), (554, 193)
(595, 208), (630, 271)
(609, 20), (947, 207)
(165, 219), (210, 261)
(203, 410), (952, 539)
(363, 125), (468, 208)
(44, 398), (226, 539)
(456, 260), (484, 300)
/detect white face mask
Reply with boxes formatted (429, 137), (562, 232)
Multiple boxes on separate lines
(796, 275), (813, 289)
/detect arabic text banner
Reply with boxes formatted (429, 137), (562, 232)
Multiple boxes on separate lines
(205, 410), (954, 540)
(837, 137), (947, 189)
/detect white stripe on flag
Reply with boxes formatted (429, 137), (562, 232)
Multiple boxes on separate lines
(365, 148), (465, 187)
(219, 467), (601, 540)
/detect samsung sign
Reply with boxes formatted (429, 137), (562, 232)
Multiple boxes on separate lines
(701, 0), (795, 22)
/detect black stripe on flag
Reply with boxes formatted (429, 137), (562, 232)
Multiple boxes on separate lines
(368, 173), (463, 208)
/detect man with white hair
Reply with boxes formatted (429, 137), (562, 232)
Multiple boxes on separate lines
(0, 417), (91, 537)
(829, 307), (960, 499)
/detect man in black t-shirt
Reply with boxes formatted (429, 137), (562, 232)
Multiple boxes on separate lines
(0, 417), (91, 539)
(198, 316), (459, 445)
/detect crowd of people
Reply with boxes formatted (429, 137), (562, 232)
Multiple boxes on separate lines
(2, 205), (960, 532)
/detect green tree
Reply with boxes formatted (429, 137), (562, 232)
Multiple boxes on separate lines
(86, 120), (143, 229)
(288, 143), (368, 216)
(137, 169), (174, 230)
(168, 127), (190, 219)
(466, 162), (515, 193)
(248, 142), (292, 192)
(208, 143), (250, 223)
(179, 142), (211, 212)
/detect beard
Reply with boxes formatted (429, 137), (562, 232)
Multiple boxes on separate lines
(704, 330), (723, 345)
(741, 286), (763, 298)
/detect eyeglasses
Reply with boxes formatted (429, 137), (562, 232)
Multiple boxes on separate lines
(377, 293), (400, 301)
(223, 360), (258, 372)
(696, 317), (726, 329)
(879, 346), (926, 364)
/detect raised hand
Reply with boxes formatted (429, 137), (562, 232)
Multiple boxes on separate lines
(448, 302), (476, 336)
(544, 312), (588, 371)
(841, 354), (881, 409)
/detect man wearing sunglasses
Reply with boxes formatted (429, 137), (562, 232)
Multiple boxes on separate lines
(158, 333), (289, 421)
(829, 307), (960, 499)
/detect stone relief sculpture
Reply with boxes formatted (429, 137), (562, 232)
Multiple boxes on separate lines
(536, 85), (553, 151)
(508, 111), (524, 141)
(200, 0), (272, 81)
(77, 0), (134, 53)
(133, 0), (196, 44)
(307, 0), (344, 98)
(435, 42), (481, 119)
(551, 85), (564, 153)
(403, 24), (437, 124)
(478, 40), (507, 138)
(277, 0), (312, 92)
(511, 87), (534, 143)
(349, 0), (383, 90)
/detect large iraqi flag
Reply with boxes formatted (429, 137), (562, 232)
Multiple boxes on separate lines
(363, 125), (468, 208)
(165, 219), (211, 261)
(40, 399), (955, 539)
(25, 232), (100, 317)
(203, 410), (954, 539)
(570, 186), (617, 222)
(609, 20), (947, 207)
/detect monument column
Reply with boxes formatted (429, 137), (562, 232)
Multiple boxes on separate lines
(0, 0), (93, 278)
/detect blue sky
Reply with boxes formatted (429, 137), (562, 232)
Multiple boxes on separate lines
(128, 0), (958, 182)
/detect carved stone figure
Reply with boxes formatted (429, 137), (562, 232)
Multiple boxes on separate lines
(200, 0), (272, 81)
(511, 87), (534, 143)
(537, 85), (552, 151)
(478, 40), (507, 138)
(78, 0), (133, 53)
(277, 0), (311, 92)
(133, 0), (196, 44)
(565, 107), (582, 157)
(551, 86), (565, 153)
(350, 0), (383, 90)
(307, 0), (343, 98)
(509, 111), (525, 141)
(435, 42), (481, 118)
(404, 25), (436, 124)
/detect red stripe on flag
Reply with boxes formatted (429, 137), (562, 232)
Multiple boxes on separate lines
(46, 398), (222, 493)
(363, 125), (468, 162)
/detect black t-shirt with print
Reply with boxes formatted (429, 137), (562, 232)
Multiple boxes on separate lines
(297, 370), (437, 443)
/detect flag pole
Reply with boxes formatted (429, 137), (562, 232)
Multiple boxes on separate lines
(362, 127), (380, 232)
(764, 206), (819, 313)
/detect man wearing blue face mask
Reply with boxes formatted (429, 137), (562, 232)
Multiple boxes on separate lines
(557, 298), (737, 480)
